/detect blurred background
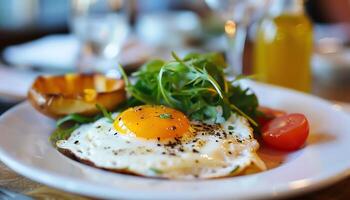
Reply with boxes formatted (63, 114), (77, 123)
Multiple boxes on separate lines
(1, 0), (350, 112)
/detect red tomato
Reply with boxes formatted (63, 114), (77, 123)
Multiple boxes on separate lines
(261, 113), (309, 151)
(257, 106), (287, 127)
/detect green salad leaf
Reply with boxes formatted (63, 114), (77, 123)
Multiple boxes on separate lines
(149, 167), (163, 174)
(51, 104), (114, 145)
(50, 124), (79, 145)
(119, 52), (259, 125)
(56, 114), (98, 128)
(96, 104), (114, 122)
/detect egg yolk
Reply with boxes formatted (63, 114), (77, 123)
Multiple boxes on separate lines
(114, 105), (190, 139)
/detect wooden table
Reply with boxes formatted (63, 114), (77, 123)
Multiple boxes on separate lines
(0, 103), (348, 199)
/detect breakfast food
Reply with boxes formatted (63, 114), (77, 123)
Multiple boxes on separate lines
(28, 74), (126, 118)
(261, 113), (309, 151)
(256, 107), (309, 151)
(28, 52), (309, 179)
(57, 105), (266, 179)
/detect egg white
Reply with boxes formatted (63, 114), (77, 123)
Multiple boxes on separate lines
(57, 112), (266, 179)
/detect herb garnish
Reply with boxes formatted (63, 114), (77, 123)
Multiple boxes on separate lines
(230, 166), (240, 174)
(118, 52), (258, 125)
(51, 104), (114, 145)
(149, 167), (163, 174)
(96, 104), (114, 123)
(56, 114), (98, 128)
(50, 124), (79, 145)
(52, 114), (98, 145)
(159, 113), (172, 119)
(55, 104), (113, 128)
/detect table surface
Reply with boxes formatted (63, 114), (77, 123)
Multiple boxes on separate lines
(0, 103), (350, 200)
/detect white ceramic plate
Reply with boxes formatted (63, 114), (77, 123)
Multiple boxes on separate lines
(0, 82), (350, 200)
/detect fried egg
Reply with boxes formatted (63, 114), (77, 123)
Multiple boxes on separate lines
(57, 105), (266, 179)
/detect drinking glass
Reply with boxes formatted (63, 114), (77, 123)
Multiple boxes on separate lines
(205, 0), (267, 76)
(71, 0), (130, 74)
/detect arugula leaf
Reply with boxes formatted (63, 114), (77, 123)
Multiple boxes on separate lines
(118, 52), (259, 125)
(149, 167), (163, 174)
(96, 104), (114, 122)
(56, 104), (114, 128)
(53, 104), (114, 145)
(50, 124), (79, 145)
(230, 166), (240, 174)
(56, 114), (98, 127)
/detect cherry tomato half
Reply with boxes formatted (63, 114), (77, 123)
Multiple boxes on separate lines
(261, 113), (309, 151)
(257, 106), (287, 127)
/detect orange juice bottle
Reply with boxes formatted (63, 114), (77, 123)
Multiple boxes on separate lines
(253, 0), (313, 92)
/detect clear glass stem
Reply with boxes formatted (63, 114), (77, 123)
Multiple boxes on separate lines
(225, 25), (247, 76)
